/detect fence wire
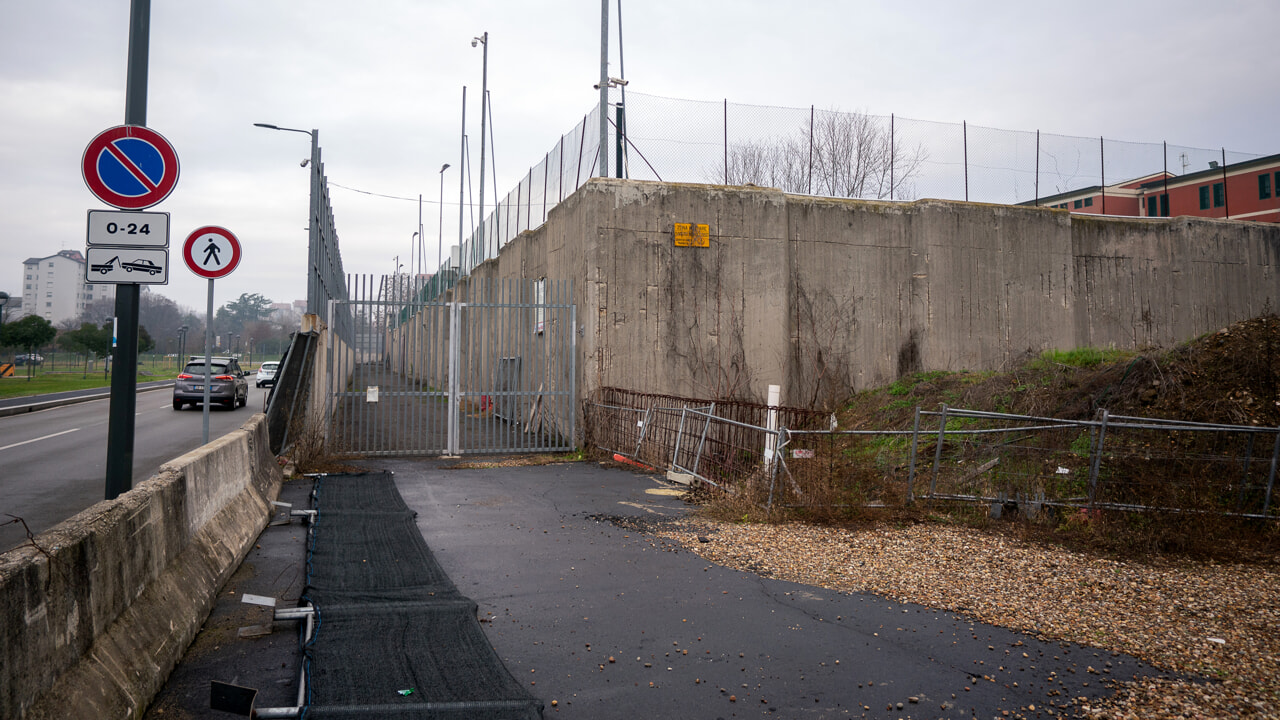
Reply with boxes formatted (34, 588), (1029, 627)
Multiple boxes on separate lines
(434, 91), (1261, 289)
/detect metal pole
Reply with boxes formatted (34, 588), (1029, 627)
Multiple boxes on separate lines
(1264, 428), (1280, 516)
(1222, 148), (1230, 219)
(723, 99), (728, 183)
(1100, 137), (1106, 215)
(1088, 409), (1109, 507)
(1035, 130), (1040, 206)
(890, 113), (895, 201)
(438, 163), (449, 289)
(599, 0), (609, 178)
(476, 33), (489, 265)
(307, 129), (320, 314)
(907, 405), (922, 502)
(105, 0), (150, 500)
(963, 121), (969, 202)
(202, 279), (214, 445)
(807, 105), (814, 195)
(928, 404), (949, 498)
(458, 86), (466, 280)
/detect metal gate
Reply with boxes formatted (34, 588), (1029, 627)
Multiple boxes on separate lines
(326, 276), (575, 456)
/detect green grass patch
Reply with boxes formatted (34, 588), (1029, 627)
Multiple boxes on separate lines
(1033, 347), (1133, 370)
(0, 358), (180, 400)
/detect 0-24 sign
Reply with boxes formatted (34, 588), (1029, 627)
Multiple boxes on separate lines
(86, 210), (170, 248)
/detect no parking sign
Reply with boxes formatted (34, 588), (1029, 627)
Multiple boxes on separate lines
(82, 125), (180, 210)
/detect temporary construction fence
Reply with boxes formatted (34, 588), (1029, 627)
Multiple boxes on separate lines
(589, 390), (1280, 519)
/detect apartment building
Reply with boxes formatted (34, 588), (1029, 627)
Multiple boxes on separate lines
(19, 250), (111, 325)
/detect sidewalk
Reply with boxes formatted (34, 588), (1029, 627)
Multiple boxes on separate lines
(146, 458), (1174, 719)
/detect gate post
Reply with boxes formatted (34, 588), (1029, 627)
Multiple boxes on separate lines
(447, 298), (462, 456)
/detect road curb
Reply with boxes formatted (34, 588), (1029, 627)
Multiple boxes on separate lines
(0, 382), (175, 418)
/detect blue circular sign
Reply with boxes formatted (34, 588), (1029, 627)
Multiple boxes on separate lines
(82, 126), (180, 210)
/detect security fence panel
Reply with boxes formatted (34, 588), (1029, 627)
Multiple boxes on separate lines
(328, 275), (574, 457)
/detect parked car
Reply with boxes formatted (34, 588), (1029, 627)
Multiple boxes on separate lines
(173, 357), (248, 410)
(14, 354), (44, 366)
(256, 361), (280, 388)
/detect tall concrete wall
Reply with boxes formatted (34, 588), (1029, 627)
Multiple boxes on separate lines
(0, 415), (282, 719)
(468, 178), (1280, 414)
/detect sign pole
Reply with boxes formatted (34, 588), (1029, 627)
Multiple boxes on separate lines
(203, 278), (214, 445)
(105, 0), (151, 500)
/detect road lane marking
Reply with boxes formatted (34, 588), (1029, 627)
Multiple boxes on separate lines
(0, 428), (81, 452)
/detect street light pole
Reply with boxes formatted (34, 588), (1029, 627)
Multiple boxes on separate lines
(472, 32), (488, 258)
(254, 122), (320, 314)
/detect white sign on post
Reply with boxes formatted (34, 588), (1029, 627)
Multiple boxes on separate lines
(84, 246), (169, 285)
(86, 210), (170, 247)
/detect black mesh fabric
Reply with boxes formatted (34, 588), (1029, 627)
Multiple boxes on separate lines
(301, 473), (542, 720)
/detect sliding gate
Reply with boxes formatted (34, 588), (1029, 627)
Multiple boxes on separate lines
(327, 276), (575, 456)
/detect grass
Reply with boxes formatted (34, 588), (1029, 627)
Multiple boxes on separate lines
(0, 357), (183, 400)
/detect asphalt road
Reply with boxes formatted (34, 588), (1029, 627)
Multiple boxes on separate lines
(0, 382), (273, 552)
(147, 460), (1181, 719)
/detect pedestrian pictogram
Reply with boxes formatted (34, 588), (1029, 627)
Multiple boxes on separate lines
(183, 226), (241, 279)
(82, 126), (180, 210)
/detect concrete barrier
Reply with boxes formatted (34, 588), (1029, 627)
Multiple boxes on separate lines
(0, 413), (282, 719)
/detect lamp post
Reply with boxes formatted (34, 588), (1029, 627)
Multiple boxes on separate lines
(472, 32), (489, 258)
(0, 292), (8, 363)
(438, 163), (450, 290)
(177, 324), (188, 368)
(254, 122), (320, 314)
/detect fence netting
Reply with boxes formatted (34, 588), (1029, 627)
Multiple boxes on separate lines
(439, 91), (1261, 288)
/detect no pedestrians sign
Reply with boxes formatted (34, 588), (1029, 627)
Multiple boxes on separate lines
(183, 226), (241, 279)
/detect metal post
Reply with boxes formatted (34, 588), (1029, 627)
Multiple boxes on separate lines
(458, 86), (466, 279)
(906, 405), (922, 502)
(807, 105), (814, 195)
(1264, 428), (1280, 516)
(598, 0), (609, 178)
(1088, 409), (1110, 507)
(1238, 432), (1255, 512)
(615, 102), (625, 179)
(1034, 130), (1040, 206)
(928, 404), (949, 498)
(962, 122), (969, 202)
(307, 129), (320, 314)
(438, 163), (449, 289)
(105, 0), (150, 500)
(202, 278), (214, 445)
(1100, 137), (1106, 215)
(475, 34), (489, 267)
(723, 99), (728, 183)
(889, 113), (895, 201)
(1222, 148), (1230, 219)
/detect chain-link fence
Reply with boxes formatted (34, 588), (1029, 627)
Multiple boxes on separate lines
(440, 92), (1261, 283)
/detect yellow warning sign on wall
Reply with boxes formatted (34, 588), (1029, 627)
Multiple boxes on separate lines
(673, 223), (710, 247)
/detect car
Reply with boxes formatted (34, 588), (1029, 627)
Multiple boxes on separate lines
(256, 361), (280, 388)
(122, 258), (162, 275)
(173, 356), (249, 410)
(14, 354), (44, 366)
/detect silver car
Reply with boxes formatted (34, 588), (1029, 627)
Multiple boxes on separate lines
(173, 357), (248, 410)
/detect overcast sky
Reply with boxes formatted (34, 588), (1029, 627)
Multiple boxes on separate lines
(2, 0), (1276, 315)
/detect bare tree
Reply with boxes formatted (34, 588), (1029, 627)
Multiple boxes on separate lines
(717, 108), (927, 200)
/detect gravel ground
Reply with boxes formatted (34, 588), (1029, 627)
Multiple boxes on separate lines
(644, 518), (1280, 719)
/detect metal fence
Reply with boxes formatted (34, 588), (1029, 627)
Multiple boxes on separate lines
(589, 392), (1279, 518)
(432, 91), (1261, 283)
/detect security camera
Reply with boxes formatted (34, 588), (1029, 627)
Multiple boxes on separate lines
(300, 159), (310, 168)
(471, 39), (478, 47)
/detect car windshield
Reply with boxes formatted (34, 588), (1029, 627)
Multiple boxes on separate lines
(183, 363), (229, 375)
(262, 363), (279, 371)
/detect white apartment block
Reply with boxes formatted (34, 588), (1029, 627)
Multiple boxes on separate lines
(19, 250), (111, 325)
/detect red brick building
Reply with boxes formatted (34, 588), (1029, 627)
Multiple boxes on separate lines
(1026, 153), (1280, 223)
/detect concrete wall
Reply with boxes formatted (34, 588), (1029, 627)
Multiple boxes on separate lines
(0, 414), (282, 720)
(469, 179), (1279, 415)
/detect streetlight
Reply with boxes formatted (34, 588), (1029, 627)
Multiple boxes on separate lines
(177, 324), (188, 369)
(438, 163), (450, 290)
(254, 122), (321, 314)
(472, 32), (489, 257)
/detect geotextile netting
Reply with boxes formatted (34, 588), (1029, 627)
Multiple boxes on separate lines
(301, 472), (541, 719)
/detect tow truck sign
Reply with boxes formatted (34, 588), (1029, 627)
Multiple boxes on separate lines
(84, 246), (169, 285)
